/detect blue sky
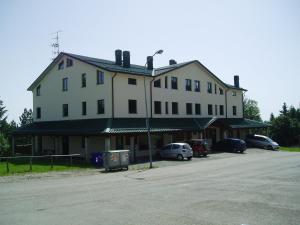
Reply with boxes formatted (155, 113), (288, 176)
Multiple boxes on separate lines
(0, 0), (299, 123)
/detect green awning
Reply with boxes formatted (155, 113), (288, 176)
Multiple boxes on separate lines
(216, 118), (269, 129)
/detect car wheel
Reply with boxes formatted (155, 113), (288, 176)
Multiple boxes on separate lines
(240, 150), (244, 154)
(264, 145), (272, 150)
(187, 157), (192, 161)
(177, 154), (184, 161)
(203, 154), (207, 157)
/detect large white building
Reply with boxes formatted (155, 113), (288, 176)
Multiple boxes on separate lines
(14, 50), (267, 161)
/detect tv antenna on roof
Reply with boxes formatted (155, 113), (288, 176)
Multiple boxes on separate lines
(51, 30), (62, 60)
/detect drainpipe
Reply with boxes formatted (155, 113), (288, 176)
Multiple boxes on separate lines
(150, 77), (155, 118)
(112, 73), (118, 119)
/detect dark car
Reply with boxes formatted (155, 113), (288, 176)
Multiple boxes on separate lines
(186, 139), (209, 157)
(245, 134), (279, 150)
(212, 138), (247, 153)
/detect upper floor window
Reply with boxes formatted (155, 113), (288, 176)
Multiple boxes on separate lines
(97, 99), (105, 114)
(208, 104), (213, 115)
(172, 102), (178, 114)
(128, 99), (137, 114)
(186, 103), (192, 115)
(171, 77), (178, 89)
(214, 84), (217, 94)
(82, 73), (86, 88)
(233, 106), (237, 116)
(63, 104), (68, 117)
(36, 85), (41, 96)
(154, 101), (161, 114)
(165, 102), (169, 114)
(128, 78), (136, 85)
(195, 104), (201, 115)
(62, 78), (68, 91)
(58, 61), (64, 70)
(165, 76), (168, 88)
(215, 104), (218, 115)
(82, 101), (87, 115)
(36, 107), (41, 119)
(66, 58), (73, 67)
(97, 70), (104, 85)
(220, 105), (224, 115)
(207, 82), (212, 94)
(154, 79), (161, 88)
(219, 88), (224, 95)
(232, 91), (237, 96)
(194, 80), (200, 92)
(185, 79), (192, 91)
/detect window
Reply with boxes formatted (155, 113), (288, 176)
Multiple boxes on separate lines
(172, 102), (178, 114)
(66, 58), (73, 67)
(62, 78), (68, 91)
(207, 82), (212, 93)
(128, 100), (137, 114)
(154, 101), (161, 114)
(81, 73), (86, 88)
(233, 106), (237, 116)
(208, 104), (213, 115)
(128, 78), (136, 85)
(165, 102), (168, 114)
(36, 85), (41, 96)
(36, 107), (41, 119)
(58, 61), (64, 70)
(185, 79), (192, 91)
(195, 104), (201, 115)
(154, 79), (161, 88)
(186, 103), (192, 115)
(214, 84), (217, 94)
(165, 76), (168, 88)
(97, 70), (104, 84)
(194, 80), (200, 92)
(81, 137), (86, 148)
(171, 77), (178, 89)
(82, 101), (86, 115)
(232, 91), (236, 96)
(215, 104), (218, 115)
(97, 99), (105, 114)
(219, 88), (224, 95)
(63, 104), (68, 117)
(220, 105), (224, 115)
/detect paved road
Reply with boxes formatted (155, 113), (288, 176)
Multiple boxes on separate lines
(1, 149), (300, 225)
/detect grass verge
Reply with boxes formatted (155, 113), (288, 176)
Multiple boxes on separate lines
(280, 146), (300, 152)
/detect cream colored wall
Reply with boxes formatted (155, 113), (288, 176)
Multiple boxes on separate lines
(226, 89), (243, 118)
(151, 63), (227, 118)
(114, 74), (151, 117)
(32, 55), (112, 121)
(69, 136), (84, 154)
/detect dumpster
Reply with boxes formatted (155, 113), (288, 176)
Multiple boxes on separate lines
(103, 150), (129, 171)
(90, 152), (103, 167)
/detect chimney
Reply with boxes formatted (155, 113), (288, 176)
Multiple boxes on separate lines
(147, 56), (153, 70)
(234, 75), (239, 88)
(123, 51), (130, 68)
(115, 49), (122, 66)
(169, 59), (177, 65)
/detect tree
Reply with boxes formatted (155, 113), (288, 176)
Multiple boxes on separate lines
(280, 102), (288, 116)
(243, 97), (262, 121)
(19, 108), (33, 127)
(0, 99), (9, 135)
(270, 113), (275, 122)
(0, 133), (10, 156)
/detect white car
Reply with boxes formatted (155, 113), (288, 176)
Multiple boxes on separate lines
(158, 143), (193, 160)
(246, 134), (279, 150)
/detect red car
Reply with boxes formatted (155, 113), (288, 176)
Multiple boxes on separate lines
(186, 139), (209, 157)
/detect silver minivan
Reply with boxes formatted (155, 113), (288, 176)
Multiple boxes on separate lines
(158, 143), (193, 160)
(246, 134), (279, 150)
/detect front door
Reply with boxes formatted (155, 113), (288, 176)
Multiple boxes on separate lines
(116, 136), (123, 149)
(62, 136), (69, 155)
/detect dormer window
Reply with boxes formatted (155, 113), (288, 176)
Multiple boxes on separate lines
(207, 82), (212, 94)
(58, 61), (64, 70)
(154, 79), (161, 88)
(36, 85), (41, 96)
(232, 91), (237, 96)
(219, 88), (224, 95)
(66, 58), (73, 67)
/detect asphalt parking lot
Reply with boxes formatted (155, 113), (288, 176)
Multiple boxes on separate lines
(1, 148), (300, 225)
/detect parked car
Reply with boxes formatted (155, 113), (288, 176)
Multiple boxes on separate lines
(158, 143), (193, 160)
(245, 134), (279, 150)
(186, 139), (209, 157)
(212, 138), (247, 153)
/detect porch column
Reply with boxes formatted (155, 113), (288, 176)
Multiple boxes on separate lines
(130, 136), (135, 162)
(11, 135), (15, 156)
(31, 135), (35, 156)
(84, 137), (89, 162)
(105, 136), (111, 151)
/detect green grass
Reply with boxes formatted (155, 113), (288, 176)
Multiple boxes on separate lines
(0, 157), (93, 176)
(280, 146), (300, 152)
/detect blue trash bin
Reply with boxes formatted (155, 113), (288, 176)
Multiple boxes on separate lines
(90, 152), (103, 167)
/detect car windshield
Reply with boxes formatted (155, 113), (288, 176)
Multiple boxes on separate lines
(265, 137), (275, 142)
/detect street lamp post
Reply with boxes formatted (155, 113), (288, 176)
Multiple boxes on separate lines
(144, 49), (163, 168)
